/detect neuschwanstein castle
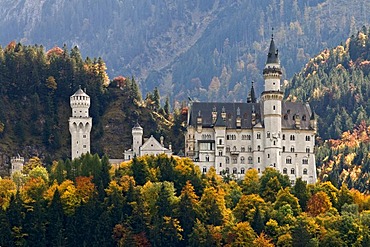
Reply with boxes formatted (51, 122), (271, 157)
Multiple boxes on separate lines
(63, 36), (317, 185)
(184, 37), (317, 185)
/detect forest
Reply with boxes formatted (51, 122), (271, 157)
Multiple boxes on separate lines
(0, 153), (369, 246)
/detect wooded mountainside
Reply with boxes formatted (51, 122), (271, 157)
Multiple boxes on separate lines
(1, 0), (370, 101)
(0, 42), (183, 175)
(1, 153), (370, 246)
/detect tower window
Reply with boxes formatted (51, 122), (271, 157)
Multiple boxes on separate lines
(273, 105), (276, 110)
(291, 168), (295, 175)
(303, 168), (308, 175)
(203, 167), (207, 174)
(286, 157), (292, 164)
(283, 168), (287, 174)
(241, 168), (245, 174)
(83, 145), (86, 148)
(257, 133), (261, 139)
(83, 135), (86, 138)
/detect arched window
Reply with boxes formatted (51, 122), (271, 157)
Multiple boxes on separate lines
(241, 146), (245, 152)
(202, 167), (207, 173)
(306, 147), (310, 153)
(248, 156), (253, 164)
(291, 146), (295, 152)
(286, 157), (292, 164)
(283, 146), (286, 152)
(257, 133), (261, 139)
(306, 135), (310, 141)
(302, 158), (308, 164)
(258, 145), (261, 151)
(283, 168), (287, 174)
(233, 158), (237, 164)
(291, 168), (295, 175)
(226, 157), (230, 164)
(205, 155), (209, 162)
(240, 156), (245, 164)
(241, 168), (245, 174)
(233, 167), (237, 174)
(282, 134), (285, 140)
(303, 168), (308, 175)
(225, 168), (229, 174)
(267, 132), (270, 138)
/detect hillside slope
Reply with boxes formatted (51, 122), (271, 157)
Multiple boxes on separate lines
(1, 0), (370, 101)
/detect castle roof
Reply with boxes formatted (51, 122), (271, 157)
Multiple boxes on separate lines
(189, 101), (314, 130)
(72, 87), (89, 97)
(266, 36), (279, 64)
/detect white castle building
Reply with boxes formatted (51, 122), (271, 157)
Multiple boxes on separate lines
(124, 122), (172, 160)
(10, 155), (24, 175)
(69, 87), (92, 160)
(185, 37), (317, 184)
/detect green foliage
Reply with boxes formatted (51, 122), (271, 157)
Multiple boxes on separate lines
(2, 154), (370, 245)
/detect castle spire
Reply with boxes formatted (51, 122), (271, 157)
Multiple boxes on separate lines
(266, 30), (279, 65)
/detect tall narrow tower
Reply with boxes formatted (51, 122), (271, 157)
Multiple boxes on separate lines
(261, 35), (284, 170)
(69, 87), (92, 160)
(132, 122), (143, 157)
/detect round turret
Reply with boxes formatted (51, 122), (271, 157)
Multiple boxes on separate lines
(70, 87), (90, 118)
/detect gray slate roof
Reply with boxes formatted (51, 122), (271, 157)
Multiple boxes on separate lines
(189, 101), (313, 130)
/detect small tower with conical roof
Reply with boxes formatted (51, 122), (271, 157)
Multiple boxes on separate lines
(261, 33), (284, 171)
(132, 122), (143, 157)
(69, 87), (92, 160)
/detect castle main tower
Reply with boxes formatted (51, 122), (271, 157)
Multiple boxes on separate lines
(132, 122), (143, 157)
(69, 87), (92, 160)
(261, 35), (284, 170)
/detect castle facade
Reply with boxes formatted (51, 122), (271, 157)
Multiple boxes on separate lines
(185, 37), (317, 184)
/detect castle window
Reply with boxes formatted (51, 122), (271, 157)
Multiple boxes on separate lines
(220, 163), (222, 167)
(282, 134), (285, 140)
(226, 146), (230, 152)
(241, 156), (245, 164)
(248, 156), (253, 164)
(267, 132), (270, 138)
(303, 168), (308, 175)
(83, 145), (86, 148)
(219, 139), (222, 145)
(291, 146), (295, 152)
(257, 145), (261, 151)
(247, 135), (251, 140)
(283, 146), (285, 152)
(233, 158), (237, 164)
(242, 135), (247, 140)
(306, 136), (311, 141)
(206, 155), (209, 162)
(273, 141), (276, 145)
(233, 146), (237, 151)
(219, 151), (223, 156)
(273, 105), (276, 110)
(258, 168), (261, 173)
(302, 158), (308, 164)
(290, 135), (295, 141)
(258, 157), (261, 163)
(257, 133), (261, 139)
(291, 168), (295, 175)
(241, 168), (245, 174)
(286, 157), (292, 164)
(248, 146), (252, 152)
(83, 135), (86, 138)
(203, 167), (207, 173)
(302, 115), (307, 121)
(226, 168), (230, 174)
(268, 154), (270, 158)
(306, 147), (310, 153)
(241, 146), (245, 152)
(283, 168), (287, 174)
(233, 168), (237, 174)
(226, 157), (230, 164)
